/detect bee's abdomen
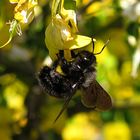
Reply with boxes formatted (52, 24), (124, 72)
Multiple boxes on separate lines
(38, 66), (73, 98)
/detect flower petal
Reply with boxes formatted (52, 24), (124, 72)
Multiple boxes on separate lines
(68, 35), (93, 50)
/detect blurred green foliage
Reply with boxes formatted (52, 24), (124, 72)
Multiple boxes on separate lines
(0, 0), (140, 140)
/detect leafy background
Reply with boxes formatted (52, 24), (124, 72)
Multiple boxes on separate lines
(0, 0), (140, 140)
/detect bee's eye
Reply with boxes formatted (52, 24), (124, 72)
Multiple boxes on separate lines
(83, 57), (89, 61)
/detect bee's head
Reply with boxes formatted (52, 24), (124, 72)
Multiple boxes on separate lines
(78, 51), (96, 68)
(78, 39), (109, 68)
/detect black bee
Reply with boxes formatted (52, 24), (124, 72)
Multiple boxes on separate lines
(38, 40), (112, 122)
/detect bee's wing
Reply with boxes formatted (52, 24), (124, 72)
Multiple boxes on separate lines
(81, 80), (112, 111)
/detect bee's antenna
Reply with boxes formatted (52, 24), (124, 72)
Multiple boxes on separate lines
(92, 38), (96, 53)
(93, 39), (110, 55)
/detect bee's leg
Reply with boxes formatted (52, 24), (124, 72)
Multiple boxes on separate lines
(53, 77), (83, 123)
(53, 92), (73, 123)
(71, 50), (77, 58)
(51, 59), (59, 70)
(71, 74), (85, 91)
(56, 50), (71, 74)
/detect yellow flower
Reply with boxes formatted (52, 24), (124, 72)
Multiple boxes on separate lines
(3, 78), (28, 121)
(0, 0), (38, 48)
(103, 121), (131, 140)
(45, 15), (93, 60)
(45, 0), (94, 61)
(62, 113), (99, 140)
(12, 0), (38, 24)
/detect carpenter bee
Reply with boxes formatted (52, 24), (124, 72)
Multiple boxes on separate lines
(38, 40), (112, 122)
